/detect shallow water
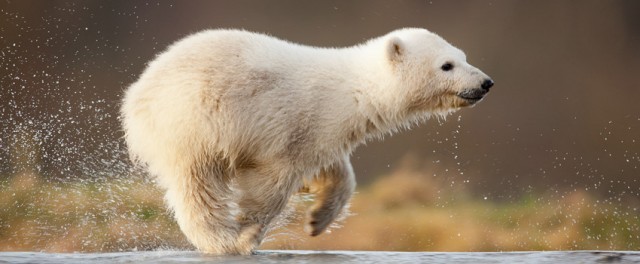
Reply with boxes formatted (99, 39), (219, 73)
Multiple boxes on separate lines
(0, 250), (637, 264)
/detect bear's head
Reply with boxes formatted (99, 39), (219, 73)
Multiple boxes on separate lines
(385, 28), (493, 115)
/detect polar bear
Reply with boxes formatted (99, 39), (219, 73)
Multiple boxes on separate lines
(120, 28), (493, 254)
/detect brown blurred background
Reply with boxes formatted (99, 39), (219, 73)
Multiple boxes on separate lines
(1, 0), (639, 252)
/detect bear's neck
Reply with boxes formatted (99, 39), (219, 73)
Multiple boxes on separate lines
(338, 44), (428, 148)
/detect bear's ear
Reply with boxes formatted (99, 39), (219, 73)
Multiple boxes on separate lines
(386, 37), (404, 63)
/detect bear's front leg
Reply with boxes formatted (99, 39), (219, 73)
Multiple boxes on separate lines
(303, 155), (356, 236)
(234, 163), (302, 251)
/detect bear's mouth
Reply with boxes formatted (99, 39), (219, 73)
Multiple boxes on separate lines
(457, 94), (484, 102)
(457, 89), (488, 104)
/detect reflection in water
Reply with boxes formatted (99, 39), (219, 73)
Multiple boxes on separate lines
(0, 251), (638, 264)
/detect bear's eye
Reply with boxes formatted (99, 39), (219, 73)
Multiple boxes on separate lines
(441, 63), (454, 72)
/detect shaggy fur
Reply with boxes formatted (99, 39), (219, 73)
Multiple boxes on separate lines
(120, 28), (492, 254)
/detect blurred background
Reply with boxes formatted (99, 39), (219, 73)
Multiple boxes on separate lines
(1, 0), (639, 252)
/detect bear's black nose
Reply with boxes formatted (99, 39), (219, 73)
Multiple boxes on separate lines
(481, 79), (494, 91)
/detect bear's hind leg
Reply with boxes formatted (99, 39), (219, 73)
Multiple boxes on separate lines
(303, 155), (356, 236)
(234, 164), (302, 250)
(161, 158), (248, 254)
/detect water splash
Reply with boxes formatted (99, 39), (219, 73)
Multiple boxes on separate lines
(0, 2), (190, 252)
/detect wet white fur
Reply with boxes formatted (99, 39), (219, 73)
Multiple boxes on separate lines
(120, 28), (490, 254)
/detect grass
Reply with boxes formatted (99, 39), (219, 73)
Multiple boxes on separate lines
(264, 167), (640, 251)
(1, 166), (638, 252)
(0, 173), (190, 252)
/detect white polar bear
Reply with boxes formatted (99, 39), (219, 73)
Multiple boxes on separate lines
(120, 28), (493, 254)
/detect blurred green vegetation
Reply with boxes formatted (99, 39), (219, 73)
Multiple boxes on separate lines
(0, 173), (190, 252)
(1, 165), (639, 252)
